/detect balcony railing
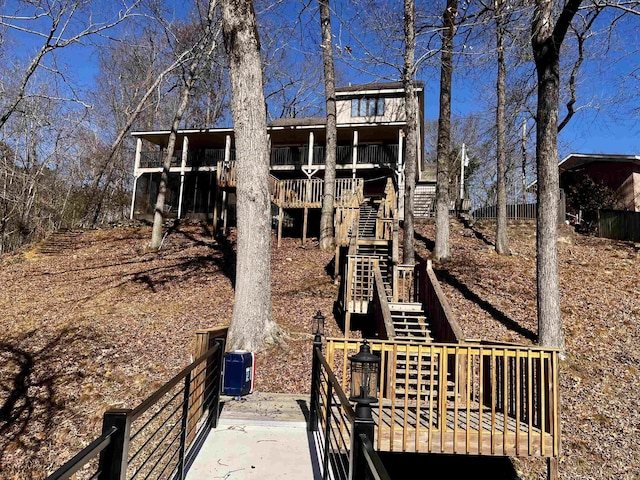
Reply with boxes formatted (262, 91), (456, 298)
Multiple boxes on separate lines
(139, 144), (399, 170)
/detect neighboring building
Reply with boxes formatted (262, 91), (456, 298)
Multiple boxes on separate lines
(129, 82), (430, 226)
(559, 153), (640, 212)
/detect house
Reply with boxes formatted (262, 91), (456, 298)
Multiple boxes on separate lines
(129, 82), (432, 236)
(559, 153), (640, 212)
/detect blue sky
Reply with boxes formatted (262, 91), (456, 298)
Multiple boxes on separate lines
(3, 0), (638, 157)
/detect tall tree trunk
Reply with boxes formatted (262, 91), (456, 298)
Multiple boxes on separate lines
(319, 0), (337, 251)
(222, 0), (278, 352)
(402, 0), (417, 265)
(149, 3), (218, 249)
(532, 0), (582, 350)
(434, 0), (457, 262)
(495, 0), (509, 255)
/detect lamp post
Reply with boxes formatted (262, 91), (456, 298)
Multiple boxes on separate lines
(312, 310), (325, 345)
(309, 311), (325, 432)
(349, 339), (380, 480)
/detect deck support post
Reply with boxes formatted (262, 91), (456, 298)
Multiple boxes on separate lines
(222, 191), (228, 235)
(344, 311), (351, 339)
(303, 207), (308, 245)
(547, 457), (558, 480)
(350, 404), (375, 480)
(277, 205), (283, 248)
(308, 334), (322, 432)
(212, 188), (220, 233)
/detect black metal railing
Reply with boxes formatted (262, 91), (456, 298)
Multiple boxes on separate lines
(46, 338), (225, 480)
(309, 341), (391, 480)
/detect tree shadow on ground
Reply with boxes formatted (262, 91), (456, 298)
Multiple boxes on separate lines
(460, 218), (495, 247)
(0, 327), (106, 470)
(414, 231), (435, 252)
(434, 269), (537, 342)
(379, 452), (520, 480)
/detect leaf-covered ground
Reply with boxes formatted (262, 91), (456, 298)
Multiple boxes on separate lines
(414, 220), (640, 480)
(0, 220), (638, 479)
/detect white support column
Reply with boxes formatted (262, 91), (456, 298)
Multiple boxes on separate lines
(397, 129), (405, 221)
(351, 130), (358, 179)
(134, 137), (142, 173)
(397, 128), (404, 171)
(130, 175), (139, 220)
(308, 131), (314, 167)
(224, 134), (231, 163)
(416, 108), (423, 178)
(130, 138), (143, 220)
(177, 135), (189, 219)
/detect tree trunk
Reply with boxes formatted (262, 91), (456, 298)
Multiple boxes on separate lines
(434, 0), (457, 262)
(319, 0), (337, 251)
(149, 4), (218, 249)
(532, 0), (582, 349)
(495, 0), (509, 255)
(222, 0), (278, 352)
(402, 0), (417, 265)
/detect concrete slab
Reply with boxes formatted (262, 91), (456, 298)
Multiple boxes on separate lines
(186, 424), (321, 480)
(218, 392), (310, 427)
(186, 392), (322, 480)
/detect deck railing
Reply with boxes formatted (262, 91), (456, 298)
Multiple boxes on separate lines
(325, 338), (560, 458)
(268, 176), (364, 209)
(309, 343), (392, 480)
(343, 255), (380, 314)
(416, 260), (464, 343)
(46, 330), (227, 480)
(139, 151), (181, 169)
(393, 264), (415, 303)
(216, 161), (236, 188)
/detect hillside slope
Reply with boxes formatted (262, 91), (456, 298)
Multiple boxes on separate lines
(415, 220), (640, 479)
(0, 221), (638, 479)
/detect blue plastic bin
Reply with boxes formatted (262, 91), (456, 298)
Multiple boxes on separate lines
(223, 350), (254, 396)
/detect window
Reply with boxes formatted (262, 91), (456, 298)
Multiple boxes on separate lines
(351, 97), (385, 117)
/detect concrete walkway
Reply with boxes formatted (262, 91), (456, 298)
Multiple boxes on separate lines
(186, 392), (322, 480)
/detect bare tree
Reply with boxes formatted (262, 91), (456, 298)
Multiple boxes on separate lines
(149, 3), (221, 249)
(532, 0), (583, 351)
(434, 0), (458, 262)
(222, 0), (280, 351)
(495, 0), (510, 254)
(402, 0), (418, 264)
(0, 0), (141, 130)
(319, 0), (337, 251)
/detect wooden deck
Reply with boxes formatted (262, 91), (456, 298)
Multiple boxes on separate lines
(373, 402), (554, 456)
(326, 339), (560, 459)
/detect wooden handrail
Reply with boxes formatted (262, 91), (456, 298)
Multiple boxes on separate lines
(416, 260), (464, 343)
(373, 266), (395, 340)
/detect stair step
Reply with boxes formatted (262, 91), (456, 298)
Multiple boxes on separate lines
(388, 302), (423, 312)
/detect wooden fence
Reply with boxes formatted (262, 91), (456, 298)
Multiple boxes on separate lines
(599, 209), (640, 242)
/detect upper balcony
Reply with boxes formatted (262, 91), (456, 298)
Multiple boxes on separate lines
(137, 143), (400, 171)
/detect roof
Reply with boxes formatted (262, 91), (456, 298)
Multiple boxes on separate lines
(558, 153), (640, 173)
(335, 81), (424, 95)
(526, 152), (640, 190)
(268, 117), (326, 128)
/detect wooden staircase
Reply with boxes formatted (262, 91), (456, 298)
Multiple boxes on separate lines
(388, 302), (432, 342)
(357, 200), (378, 238)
